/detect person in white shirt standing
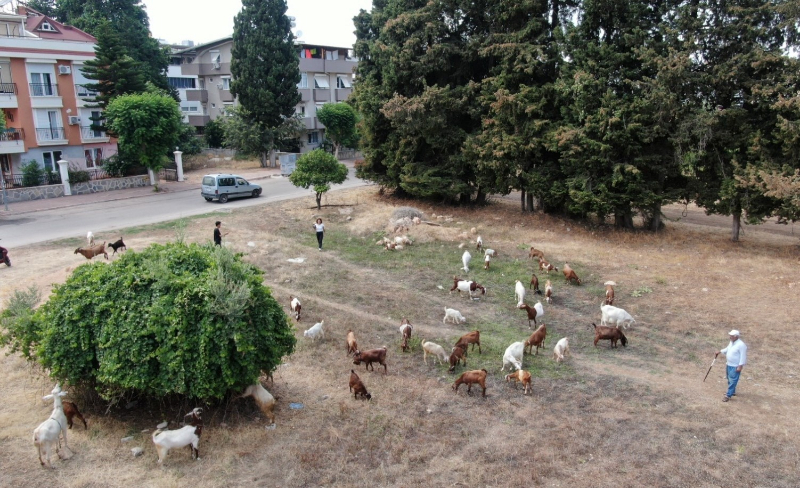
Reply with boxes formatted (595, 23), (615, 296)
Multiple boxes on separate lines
(313, 218), (325, 251)
(717, 329), (747, 402)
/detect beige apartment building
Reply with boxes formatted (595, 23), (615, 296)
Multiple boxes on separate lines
(172, 38), (357, 152)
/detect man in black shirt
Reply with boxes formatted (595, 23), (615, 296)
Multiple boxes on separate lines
(214, 221), (226, 246)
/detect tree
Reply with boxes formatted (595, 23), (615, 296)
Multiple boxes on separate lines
(289, 149), (348, 209)
(230, 0), (300, 167)
(221, 106), (303, 166)
(316, 103), (358, 159)
(105, 91), (182, 170)
(0, 243), (295, 401)
(204, 118), (225, 148)
(175, 122), (202, 156)
(26, 0), (57, 16)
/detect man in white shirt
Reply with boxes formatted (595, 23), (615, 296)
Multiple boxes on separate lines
(717, 329), (747, 402)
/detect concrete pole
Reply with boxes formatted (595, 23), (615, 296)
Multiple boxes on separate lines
(174, 150), (184, 182)
(1, 173), (8, 211)
(57, 159), (71, 196)
(147, 168), (156, 186)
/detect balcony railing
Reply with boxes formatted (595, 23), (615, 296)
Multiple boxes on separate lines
(75, 84), (97, 98)
(35, 127), (66, 141)
(0, 83), (17, 94)
(29, 83), (60, 97)
(0, 128), (24, 141)
(80, 126), (106, 139)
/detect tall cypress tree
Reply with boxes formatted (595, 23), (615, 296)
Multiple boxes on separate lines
(230, 0), (300, 167)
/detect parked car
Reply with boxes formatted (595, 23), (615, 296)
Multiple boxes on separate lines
(201, 174), (262, 203)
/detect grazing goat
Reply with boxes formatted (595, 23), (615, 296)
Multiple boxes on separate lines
(87, 231), (95, 246)
(484, 248), (498, 257)
(518, 301), (544, 328)
(539, 259), (557, 273)
(528, 247), (544, 260)
(349, 370), (372, 400)
(422, 340), (449, 365)
(289, 296), (301, 321)
(530, 273), (541, 294)
(502, 341), (525, 371)
(514, 280), (526, 306)
(604, 281), (616, 305)
(454, 330), (482, 355)
(524, 323), (547, 355)
(449, 344), (467, 372)
(238, 383), (276, 424)
(553, 337), (569, 362)
(107, 238), (126, 255)
(63, 401), (87, 430)
(346, 329), (358, 356)
(303, 320), (325, 341)
(152, 408), (203, 463)
(545, 280), (553, 304)
(476, 236), (483, 252)
(600, 304), (636, 329)
(452, 369), (488, 397)
(74, 243), (108, 260)
(592, 323), (628, 348)
(399, 319), (413, 352)
(505, 369), (532, 394)
(562, 263), (581, 285)
(461, 251), (472, 272)
(484, 253), (491, 270)
(33, 383), (71, 469)
(450, 277), (487, 299)
(443, 307), (466, 324)
(353, 347), (388, 374)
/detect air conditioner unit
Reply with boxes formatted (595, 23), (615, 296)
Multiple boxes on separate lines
(58, 65), (72, 75)
(68, 116), (80, 125)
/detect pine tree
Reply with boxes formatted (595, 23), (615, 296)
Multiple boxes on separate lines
(230, 0), (300, 167)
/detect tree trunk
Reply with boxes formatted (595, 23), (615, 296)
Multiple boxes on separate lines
(649, 203), (663, 231)
(475, 187), (486, 205)
(731, 212), (741, 242)
(316, 192), (322, 210)
(614, 211), (635, 229)
(521, 190), (526, 212)
(259, 152), (268, 168)
(459, 193), (471, 205)
(526, 193), (534, 212)
(334, 143), (340, 160)
(269, 148), (276, 168)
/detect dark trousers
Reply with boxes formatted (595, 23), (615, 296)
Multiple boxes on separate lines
(316, 232), (324, 249)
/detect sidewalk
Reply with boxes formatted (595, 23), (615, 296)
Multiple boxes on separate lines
(0, 166), (285, 216)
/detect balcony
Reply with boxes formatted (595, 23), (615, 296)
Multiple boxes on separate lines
(220, 89), (234, 102)
(29, 83), (62, 108)
(35, 127), (67, 144)
(0, 128), (25, 154)
(335, 88), (352, 102)
(303, 117), (316, 130)
(313, 89), (330, 102)
(0, 83), (17, 108)
(186, 89), (208, 102)
(299, 88), (311, 102)
(80, 125), (109, 142)
(180, 62), (231, 76)
(188, 114), (210, 126)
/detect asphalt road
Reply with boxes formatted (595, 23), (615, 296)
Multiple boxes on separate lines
(0, 168), (369, 248)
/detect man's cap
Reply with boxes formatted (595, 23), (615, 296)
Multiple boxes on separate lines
(728, 329), (740, 337)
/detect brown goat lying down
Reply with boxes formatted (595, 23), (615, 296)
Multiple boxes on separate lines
(592, 323), (628, 348)
(453, 369), (488, 397)
(74, 243), (108, 260)
(349, 370), (371, 400)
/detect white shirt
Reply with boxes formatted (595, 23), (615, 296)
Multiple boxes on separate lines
(721, 339), (747, 367)
(314, 223), (325, 232)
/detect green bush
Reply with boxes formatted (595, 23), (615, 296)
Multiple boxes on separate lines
(21, 160), (44, 187)
(204, 118), (225, 148)
(2, 242), (295, 401)
(100, 154), (131, 177)
(68, 164), (91, 183)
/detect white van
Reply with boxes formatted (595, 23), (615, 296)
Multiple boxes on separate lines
(201, 174), (262, 203)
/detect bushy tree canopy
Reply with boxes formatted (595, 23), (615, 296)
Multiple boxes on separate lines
(316, 103), (358, 159)
(1, 243), (295, 401)
(289, 149), (349, 209)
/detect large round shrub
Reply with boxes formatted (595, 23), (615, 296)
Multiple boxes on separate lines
(33, 242), (295, 401)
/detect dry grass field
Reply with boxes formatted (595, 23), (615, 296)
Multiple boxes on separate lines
(1, 187), (799, 487)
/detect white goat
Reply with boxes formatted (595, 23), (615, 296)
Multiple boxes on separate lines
(152, 408), (203, 464)
(553, 337), (570, 362)
(238, 383), (276, 424)
(501, 341), (525, 371)
(86, 231), (95, 246)
(484, 253), (491, 269)
(514, 280), (526, 306)
(33, 383), (71, 469)
(533, 301), (544, 320)
(303, 320), (325, 341)
(476, 235), (483, 252)
(461, 250), (472, 272)
(422, 340), (449, 365)
(443, 307), (466, 324)
(600, 305), (636, 329)
(484, 249), (497, 257)
(545, 280), (553, 304)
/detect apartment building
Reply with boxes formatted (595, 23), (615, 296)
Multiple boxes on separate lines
(173, 37), (357, 152)
(0, 4), (114, 185)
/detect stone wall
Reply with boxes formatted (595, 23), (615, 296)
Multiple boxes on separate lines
(2, 175), (150, 203)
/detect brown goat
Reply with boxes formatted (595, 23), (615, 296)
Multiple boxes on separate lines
(530, 273), (541, 293)
(524, 323), (547, 355)
(517, 302), (543, 328)
(399, 319), (413, 352)
(448, 344), (467, 372)
(346, 330), (358, 356)
(539, 259), (557, 273)
(450, 276), (487, 298)
(353, 347), (388, 374)
(562, 263), (581, 285)
(545, 280), (553, 304)
(592, 323), (628, 348)
(454, 330), (482, 355)
(289, 296), (301, 321)
(453, 369), (488, 397)
(528, 247), (544, 260)
(74, 243), (108, 260)
(604, 281), (616, 305)
(505, 369), (532, 394)
(349, 370), (372, 400)
(63, 401), (87, 430)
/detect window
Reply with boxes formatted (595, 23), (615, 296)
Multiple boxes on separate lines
(307, 131), (319, 144)
(168, 77), (196, 89)
(297, 72), (308, 89)
(0, 154), (10, 173)
(40, 21), (56, 32)
(181, 106), (189, 112)
(42, 151), (63, 172)
(296, 105), (306, 116)
(219, 177), (235, 186)
(85, 148), (103, 168)
(30, 72), (54, 96)
(337, 76), (351, 88)
(221, 77), (231, 90)
(314, 75), (329, 89)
